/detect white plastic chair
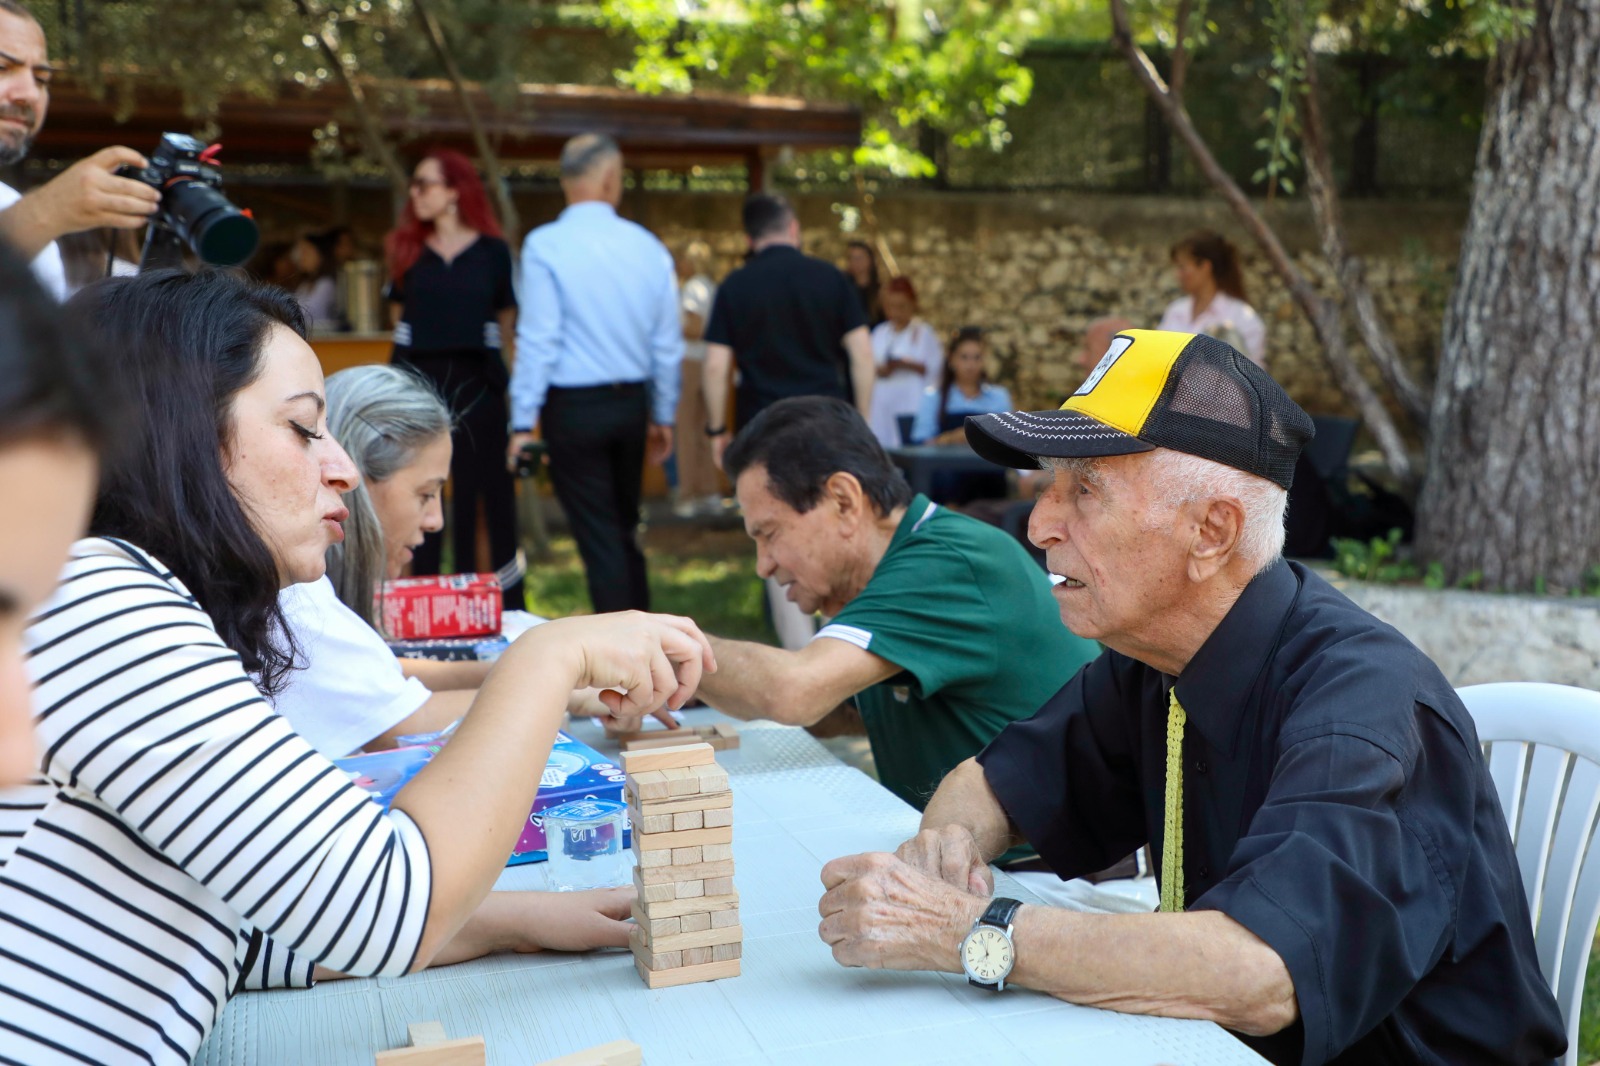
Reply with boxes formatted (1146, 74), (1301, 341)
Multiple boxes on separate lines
(1459, 681), (1600, 1065)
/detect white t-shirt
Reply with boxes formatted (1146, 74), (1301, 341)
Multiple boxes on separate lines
(680, 273), (715, 361)
(0, 179), (68, 301)
(273, 576), (432, 757)
(867, 317), (944, 447)
(1158, 291), (1267, 369)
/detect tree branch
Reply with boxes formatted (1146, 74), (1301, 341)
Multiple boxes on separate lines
(1300, 49), (1431, 426)
(411, 0), (523, 242)
(292, 0), (409, 204)
(1108, 0), (1416, 488)
(1171, 0), (1194, 102)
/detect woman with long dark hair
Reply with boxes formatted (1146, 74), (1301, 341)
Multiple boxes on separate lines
(0, 268), (709, 1063)
(844, 238), (884, 326)
(385, 148), (521, 607)
(0, 242), (117, 785)
(910, 326), (1011, 503)
(1158, 229), (1267, 368)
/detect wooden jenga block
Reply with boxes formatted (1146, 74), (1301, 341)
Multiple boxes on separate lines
(375, 1021), (486, 1065)
(700, 843), (733, 862)
(711, 908), (739, 929)
(620, 742), (714, 774)
(632, 825), (733, 852)
(711, 722), (740, 749)
(639, 858), (735, 885)
(631, 808), (673, 834)
(533, 1039), (642, 1066)
(702, 875), (734, 895)
(661, 766), (700, 797)
(711, 942), (742, 963)
(673, 879), (704, 898)
(630, 904), (681, 939)
(633, 868), (676, 903)
(636, 956), (740, 989)
(671, 845), (703, 865)
(642, 924), (742, 953)
(690, 763), (729, 793)
(673, 811), (703, 831)
(638, 847), (671, 868)
(680, 911), (711, 933)
(682, 946), (712, 965)
(639, 892), (737, 919)
(626, 770), (670, 801)
(629, 926), (684, 970)
(631, 790), (731, 817)
(702, 806), (733, 828)
(617, 729), (696, 750)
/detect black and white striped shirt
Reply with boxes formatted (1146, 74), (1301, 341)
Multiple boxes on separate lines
(0, 538), (433, 1065)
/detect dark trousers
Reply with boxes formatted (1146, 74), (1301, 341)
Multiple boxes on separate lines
(542, 383), (651, 613)
(392, 347), (523, 610)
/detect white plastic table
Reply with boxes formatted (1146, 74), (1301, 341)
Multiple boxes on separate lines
(195, 717), (1267, 1065)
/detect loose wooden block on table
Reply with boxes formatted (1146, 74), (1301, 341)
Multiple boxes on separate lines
(374, 1025), (486, 1066)
(533, 1040), (643, 1066)
(634, 955), (741, 989)
(619, 742), (714, 774)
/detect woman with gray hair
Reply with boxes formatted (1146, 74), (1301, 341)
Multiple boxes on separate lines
(272, 364), (478, 754)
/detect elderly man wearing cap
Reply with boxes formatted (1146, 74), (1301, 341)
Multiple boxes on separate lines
(817, 330), (1563, 1065)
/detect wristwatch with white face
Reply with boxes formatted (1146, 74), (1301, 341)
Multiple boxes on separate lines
(961, 897), (1022, 991)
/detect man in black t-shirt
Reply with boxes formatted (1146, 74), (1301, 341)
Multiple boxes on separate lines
(702, 194), (875, 466)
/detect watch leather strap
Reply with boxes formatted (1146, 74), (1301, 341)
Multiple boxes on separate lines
(980, 896), (1023, 930)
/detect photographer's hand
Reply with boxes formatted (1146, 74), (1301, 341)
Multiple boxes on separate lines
(0, 146), (159, 258)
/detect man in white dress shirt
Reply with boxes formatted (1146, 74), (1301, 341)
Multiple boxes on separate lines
(0, 1), (156, 299)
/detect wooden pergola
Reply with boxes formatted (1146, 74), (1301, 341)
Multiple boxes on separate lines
(31, 76), (862, 187)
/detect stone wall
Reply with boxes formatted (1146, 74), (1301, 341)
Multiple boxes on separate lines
(1329, 576), (1600, 688)
(244, 183), (1461, 418)
(645, 192), (1459, 417)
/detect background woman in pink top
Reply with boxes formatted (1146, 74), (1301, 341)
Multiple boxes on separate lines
(1158, 229), (1267, 369)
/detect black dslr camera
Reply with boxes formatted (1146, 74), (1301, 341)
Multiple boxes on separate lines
(117, 133), (259, 269)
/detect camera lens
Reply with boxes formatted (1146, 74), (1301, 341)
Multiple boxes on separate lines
(161, 179), (260, 267)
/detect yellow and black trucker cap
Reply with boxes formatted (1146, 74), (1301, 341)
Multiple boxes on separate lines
(965, 329), (1315, 490)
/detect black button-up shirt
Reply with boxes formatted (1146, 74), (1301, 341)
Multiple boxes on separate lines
(977, 559), (1564, 1065)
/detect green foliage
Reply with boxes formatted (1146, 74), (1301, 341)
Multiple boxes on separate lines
(1330, 527), (1415, 584)
(596, 0), (1047, 176)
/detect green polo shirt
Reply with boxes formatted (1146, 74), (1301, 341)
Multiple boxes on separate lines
(818, 494), (1101, 813)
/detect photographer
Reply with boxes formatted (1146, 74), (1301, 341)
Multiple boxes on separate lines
(0, 0), (156, 298)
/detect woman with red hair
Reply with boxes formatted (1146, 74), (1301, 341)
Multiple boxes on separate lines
(384, 149), (521, 607)
(866, 274), (943, 447)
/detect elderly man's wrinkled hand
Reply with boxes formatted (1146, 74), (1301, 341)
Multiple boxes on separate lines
(817, 852), (988, 973)
(895, 826), (995, 897)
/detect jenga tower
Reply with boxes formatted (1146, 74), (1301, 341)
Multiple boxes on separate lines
(623, 742), (741, 988)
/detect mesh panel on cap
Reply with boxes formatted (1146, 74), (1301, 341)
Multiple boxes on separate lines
(1141, 332), (1313, 489)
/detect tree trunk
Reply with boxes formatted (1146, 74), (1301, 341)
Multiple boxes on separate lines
(1416, 0), (1600, 591)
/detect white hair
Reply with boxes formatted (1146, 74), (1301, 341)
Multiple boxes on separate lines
(1037, 451), (1287, 575)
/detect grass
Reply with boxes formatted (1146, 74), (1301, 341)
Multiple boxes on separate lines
(521, 527), (775, 645)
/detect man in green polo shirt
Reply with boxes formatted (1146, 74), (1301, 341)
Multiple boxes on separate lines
(693, 396), (1100, 815)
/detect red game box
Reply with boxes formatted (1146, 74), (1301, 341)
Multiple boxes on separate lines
(379, 573), (502, 639)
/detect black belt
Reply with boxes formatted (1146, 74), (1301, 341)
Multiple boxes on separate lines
(547, 381), (647, 398)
